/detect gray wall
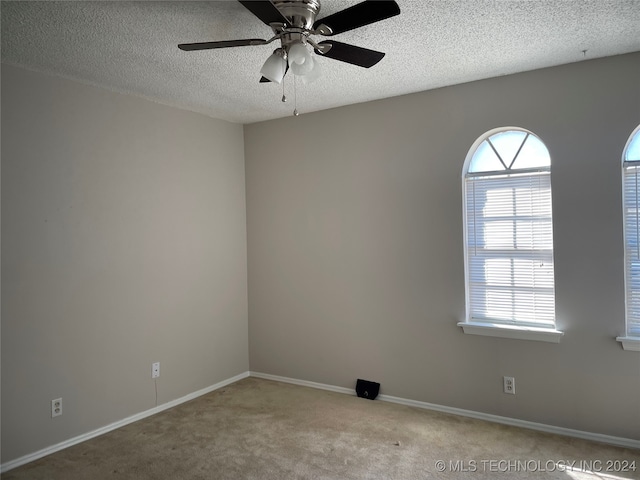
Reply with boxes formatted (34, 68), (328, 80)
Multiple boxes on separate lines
(245, 53), (640, 440)
(1, 64), (249, 462)
(2, 52), (639, 465)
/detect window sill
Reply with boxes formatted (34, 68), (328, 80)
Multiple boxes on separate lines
(457, 320), (564, 343)
(616, 336), (640, 351)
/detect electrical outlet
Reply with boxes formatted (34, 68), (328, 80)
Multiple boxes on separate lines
(51, 398), (62, 417)
(503, 376), (516, 395)
(152, 362), (160, 379)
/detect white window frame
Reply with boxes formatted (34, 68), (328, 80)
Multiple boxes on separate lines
(458, 127), (563, 343)
(618, 125), (640, 351)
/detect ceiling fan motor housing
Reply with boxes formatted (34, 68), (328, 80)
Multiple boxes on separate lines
(272, 0), (321, 30)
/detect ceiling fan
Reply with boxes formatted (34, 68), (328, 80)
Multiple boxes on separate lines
(178, 0), (401, 85)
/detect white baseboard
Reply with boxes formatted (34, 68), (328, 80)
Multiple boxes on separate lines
(251, 371), (356, 396)
(249, 371), (640, 450)
(0, 371), (250, 473)
(4, 369), (637, 473)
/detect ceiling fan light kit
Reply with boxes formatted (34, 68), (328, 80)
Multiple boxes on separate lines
(288, 41), (310, 66)
(178, 0), (401, 114)
(301, 56), (322, 84)
(260, 48), (288, 83)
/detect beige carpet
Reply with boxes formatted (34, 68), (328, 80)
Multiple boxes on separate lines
(3, 377), (639, 479)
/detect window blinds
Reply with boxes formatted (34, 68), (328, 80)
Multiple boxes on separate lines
(465, 171), (556, 326)
(623, 163), (640, 336)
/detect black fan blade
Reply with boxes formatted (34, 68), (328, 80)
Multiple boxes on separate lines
(238, 0), (290, 27)
(315, 41), (385, 68)
(313, 0), (400, 36)
(179, 39), (266, 51)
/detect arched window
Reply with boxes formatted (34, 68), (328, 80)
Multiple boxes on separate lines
(459, 128), (561, 342)
(619, 125), (640, 351)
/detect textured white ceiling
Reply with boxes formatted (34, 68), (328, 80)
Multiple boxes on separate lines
(2, 1), (639, 124)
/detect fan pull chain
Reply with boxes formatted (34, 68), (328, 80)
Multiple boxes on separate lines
(293, 75), (299, 116)
(281, 75), (287, 103)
